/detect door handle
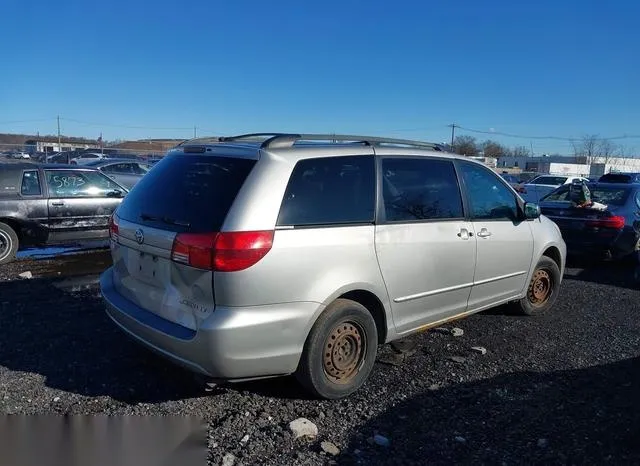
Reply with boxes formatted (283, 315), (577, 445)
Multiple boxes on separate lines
(457, 228), (474, 240)
(477, 228), (492, 238)
(51, 201), (64, 206)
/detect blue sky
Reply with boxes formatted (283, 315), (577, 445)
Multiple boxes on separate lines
(1, 0), (639, 155)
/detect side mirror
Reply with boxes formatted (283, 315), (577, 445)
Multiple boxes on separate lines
(524, 202), (541, 219)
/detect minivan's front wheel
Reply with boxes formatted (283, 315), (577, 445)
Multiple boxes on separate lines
(296, 299), (378, 399)
(0, 222), (19, 265)
(514, 256), (561, 316)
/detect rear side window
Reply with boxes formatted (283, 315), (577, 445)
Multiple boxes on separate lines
(21, 170), (41, 196)
(116, 154), (256, 233)
(381, 158), (464, 221)
(277, 155), (375, 227)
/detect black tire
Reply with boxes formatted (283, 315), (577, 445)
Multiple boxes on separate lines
(0, 222), (19, 265)
(513, 256), (561, 316)
(295, 298), (378, 399)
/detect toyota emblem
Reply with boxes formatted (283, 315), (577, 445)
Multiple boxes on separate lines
(135, 229), (144, 245)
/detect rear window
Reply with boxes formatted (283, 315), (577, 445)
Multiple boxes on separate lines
(541, 184), (631, 206)
(277, 155), (375, 227)
(530, 176), (567, 185)
(598, 173), (638, 183)
(116, 154), (256, 233)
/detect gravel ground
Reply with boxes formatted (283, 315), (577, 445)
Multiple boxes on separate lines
(1, 252), (639, 465)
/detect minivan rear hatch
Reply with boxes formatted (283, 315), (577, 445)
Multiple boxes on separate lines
(109, 151), (257, 331)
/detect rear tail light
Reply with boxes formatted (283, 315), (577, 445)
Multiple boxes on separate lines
(171, 230), (274, 272)
(586, 215), (625, 229)
(108, 214), (119, 240)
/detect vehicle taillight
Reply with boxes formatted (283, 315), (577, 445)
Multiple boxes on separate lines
(171, 230), (274, 272)
(108, 214), (119, 240)
(586, 215), (625, 229)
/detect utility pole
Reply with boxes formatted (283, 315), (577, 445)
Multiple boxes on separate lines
(530, 141), (534, 157)
(57, 115), (61, 150)
(194, 126), (197, 138)
(448, 123), (457, 148)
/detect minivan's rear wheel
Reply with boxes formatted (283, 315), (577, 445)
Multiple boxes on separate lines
(296, 299), (378, 399)
(0, 222), (19, 265)
(514, 256), (561, 316)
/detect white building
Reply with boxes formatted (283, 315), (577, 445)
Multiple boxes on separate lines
(24, 136), (99, 154)
(496, 155), (640, 178)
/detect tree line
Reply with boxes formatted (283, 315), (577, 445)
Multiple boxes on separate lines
(451, 134), (629, 162)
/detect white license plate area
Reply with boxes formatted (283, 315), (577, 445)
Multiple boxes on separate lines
(130, 251), (161, 284)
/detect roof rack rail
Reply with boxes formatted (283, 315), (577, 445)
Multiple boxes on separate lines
(257, 134), (445, 151)
(176, 133), (446, 152)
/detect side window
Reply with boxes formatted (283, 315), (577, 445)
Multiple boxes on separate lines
(381, 158), (464, 222)
(45, 170), (122, 198)
(104, 163), (131, 174)
(132, 163), (150, 175)
(459, 162), (519, 221)
(21, 170), (42, 196)
(277, 155), (375, 226)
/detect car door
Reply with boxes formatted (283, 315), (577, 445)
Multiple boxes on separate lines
(458, 161), (534, 311)
(44, 168), (125, 242)
(375, 156), (477, 334)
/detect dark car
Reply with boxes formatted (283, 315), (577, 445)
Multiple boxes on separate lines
(0, 162), (127, 264)
(84, 158), (152, 189)
(597, 172), (640, 184)
(539, 182), (640, 261)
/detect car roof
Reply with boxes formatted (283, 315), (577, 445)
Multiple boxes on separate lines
(169, 133), (474, 164)
(1, 161), (100, 171)
(85, 158), (146, 166)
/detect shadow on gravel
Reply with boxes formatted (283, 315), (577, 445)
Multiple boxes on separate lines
(339, 357), (640, 465)
(564, 257), (639, 290)
(0, 277), (203, 404)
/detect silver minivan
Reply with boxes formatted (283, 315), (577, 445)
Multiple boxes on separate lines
(100, 133), (566, 399)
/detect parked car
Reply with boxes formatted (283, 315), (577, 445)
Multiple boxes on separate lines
(84, 158), (152, 190)
(597, 172), (640, 184)
(500, 172), (538, 190)
(518, 175), (590, 203)
(100, 133), (566, 399)
(70, 152), (110, 165)
(0, 162), (127, 264)
(539, 181), (640, 262)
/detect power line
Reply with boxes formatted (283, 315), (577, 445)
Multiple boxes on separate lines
(59, 117), (193, 131)
(0, 118), (55, 125)
(455, 125), (640, 142)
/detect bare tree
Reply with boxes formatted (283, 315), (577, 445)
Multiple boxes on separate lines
(511, 146), (530, 157)
(597, 139), (619, 164)
(571, 134), (618, 164)
(453, 135), (478, 156)
(481, 140), (507, 158)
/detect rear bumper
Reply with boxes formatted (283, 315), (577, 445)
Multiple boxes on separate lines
(564, 229), (638, 261)
(100, 267), (322, 380)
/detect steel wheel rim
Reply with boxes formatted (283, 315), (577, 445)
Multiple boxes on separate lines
(528, 269), (552, 306)
(323, 321), (366, 384)
(0, 230), (10, 261)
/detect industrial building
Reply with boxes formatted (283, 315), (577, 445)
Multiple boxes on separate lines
(23, 136), (100, 154)
(496, 155), (640, 178)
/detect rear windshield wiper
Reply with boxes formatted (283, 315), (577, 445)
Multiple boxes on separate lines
(140, 213), (191, 227)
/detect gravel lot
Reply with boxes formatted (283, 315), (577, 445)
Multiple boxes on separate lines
(1, 251), (639, 465)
